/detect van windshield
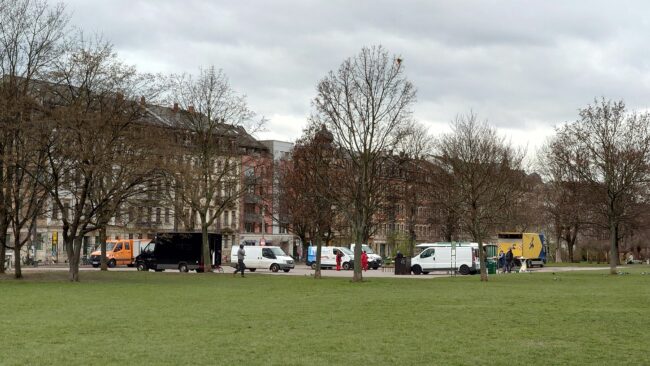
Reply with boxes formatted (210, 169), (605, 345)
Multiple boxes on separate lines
(414, 246), (430, 256)
(270, 248), (286, 256)
(105, 243), (116, 251)
(339, 247), (353, 256)
(143, 243), (155, 254)
(362, 245), (375, 254)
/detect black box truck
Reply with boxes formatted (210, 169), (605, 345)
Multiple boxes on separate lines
(135, 232), (222, 272)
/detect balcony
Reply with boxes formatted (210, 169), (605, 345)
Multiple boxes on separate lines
(244, 193), (261, 204)
(244, 213), (262, 223)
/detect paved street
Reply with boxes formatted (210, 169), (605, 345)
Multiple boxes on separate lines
(12, 263), (618, 278)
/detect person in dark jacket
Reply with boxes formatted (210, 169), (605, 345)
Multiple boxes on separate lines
(505, 248), (514, 273)
(498, 250), (506, 273)
(233, 244), (246, 277)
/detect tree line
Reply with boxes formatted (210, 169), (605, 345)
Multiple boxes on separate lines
(279, 46), (650, 281)
(3, 0), (649, 283)
(0, 0), (263, 281)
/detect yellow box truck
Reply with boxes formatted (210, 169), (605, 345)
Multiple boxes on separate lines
(497, 233), (547, 268)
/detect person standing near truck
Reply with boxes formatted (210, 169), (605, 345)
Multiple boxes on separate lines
(505, 248), (514, 273)
(498, 250), (506, 273)
(234, 244), (246, 277)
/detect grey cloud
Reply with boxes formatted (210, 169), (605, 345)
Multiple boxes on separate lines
(62, 0), (650, 145)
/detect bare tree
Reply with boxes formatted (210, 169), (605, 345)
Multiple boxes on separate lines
(163, 67), (265, 272)
(395, 122), (433, 256)
(278, 124), (337, 278)
(7, 116), (49, 278)
(36, 35), (158, 281)
(549, 99), (650, 274)
(313, 45), (416, 282)
(434, 113), (525, 281)
(0, 0), (67, 273)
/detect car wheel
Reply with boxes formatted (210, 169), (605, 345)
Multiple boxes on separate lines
(108, 259), (116, 268)
(372, 265), (379, 270)
(311, 263), (317, 270)
(342, 262), (351, 270)
(283, 269), (290, 273)
(412, 265), (422, 275)
(270, 264), (280, 272)
(179, 263), (189, 273)
(92, 264), (99, 268)
(540, 264), (545, 268)
(459, 264), (470, 275)
(249, 268), (256, 272)
(155, 269), (164, 272)
(136, 263), (147, 271)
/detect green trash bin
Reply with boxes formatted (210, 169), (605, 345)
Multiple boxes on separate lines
(486, 259), (497, 275)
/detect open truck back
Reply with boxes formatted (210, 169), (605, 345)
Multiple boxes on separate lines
(497, 233), (547, 267)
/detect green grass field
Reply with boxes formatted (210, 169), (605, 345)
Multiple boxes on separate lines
(2, 268), (650, 366)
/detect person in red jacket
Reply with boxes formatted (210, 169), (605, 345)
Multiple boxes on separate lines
(335, 250), (343, 271)
(361, 250), (369, 272)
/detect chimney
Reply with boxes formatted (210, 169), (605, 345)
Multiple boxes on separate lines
(188, 105), (195, 113)
(173, 102), (179, 112)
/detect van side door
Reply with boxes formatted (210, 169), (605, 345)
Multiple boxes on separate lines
(434, 247), (451, 269)
(262, 248), (276, 269)
(113, 242), (124, 265)
(123, 241), (131, 264)
(419, 248), (435, 271)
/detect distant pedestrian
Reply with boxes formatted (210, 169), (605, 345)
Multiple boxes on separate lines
(361, 250), (368, 272)
(234, 244), (246, 277)
(335, 250), (343, 271)
(498, 250), (506, 273)
(505, 248), (514, 273)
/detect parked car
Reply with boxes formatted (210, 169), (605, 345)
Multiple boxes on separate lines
(410, 243), (480, 275)
(230, 246), (294, 273)
(90, 239), (149, 268)
(350, 244), (382, 269)
(135, 232), (221, 272)
(306, 246), (354, 270)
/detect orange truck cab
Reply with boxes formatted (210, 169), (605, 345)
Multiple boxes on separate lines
(90, 239), (149, 268)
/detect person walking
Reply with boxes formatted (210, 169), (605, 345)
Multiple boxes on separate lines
(234, 244), (246, 277)
(361, 250), (369, 272)
(335, 250), (343, 271)
(498, 250), (506, 273)
(505, 248), (514, 273)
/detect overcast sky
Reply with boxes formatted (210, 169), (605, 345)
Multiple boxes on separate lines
(64, 0), (650, 154)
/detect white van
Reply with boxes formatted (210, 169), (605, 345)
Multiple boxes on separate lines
(308, 246), (354, 270)
(410, 243), (480, 275)
(230, 246), (295, 273)
(350, 244), (382, 270)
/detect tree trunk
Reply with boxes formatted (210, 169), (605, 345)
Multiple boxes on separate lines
(301, 236), (308, 264)
(555, 232), (562, 263)
(567, 237), (575, 263)
(14, 247), (22, 279)
(67, 237), (80, 282)
(0, 240), (6, 274)
(478, 239), (488, 282)
(352, 228), (363, 282)
(314, 235), (322, 279)
(99, 226), (108, 271)
(201, 222), (212, 273)
(609, 220), (618, 275)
